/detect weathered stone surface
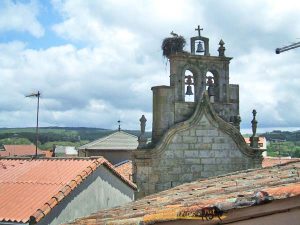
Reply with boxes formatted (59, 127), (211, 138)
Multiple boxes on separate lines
(134, 31), (262, 199)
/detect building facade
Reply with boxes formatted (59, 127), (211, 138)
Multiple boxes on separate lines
(134, 27), (263, 198)
(78, 131), (138, 165)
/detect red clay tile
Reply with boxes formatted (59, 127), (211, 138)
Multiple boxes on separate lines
(0, 145), (44, 157)
(0, 157), (136, 223)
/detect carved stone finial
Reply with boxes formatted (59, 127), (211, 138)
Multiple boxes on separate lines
(251, 109), (257, 137)
(140, 115), (147, 134)
(218, 39), (225, 57)
(250, 109), (259, 148)
(138, 115), (147, 149)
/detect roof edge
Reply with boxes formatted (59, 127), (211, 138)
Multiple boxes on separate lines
(28, 157), (136, 224)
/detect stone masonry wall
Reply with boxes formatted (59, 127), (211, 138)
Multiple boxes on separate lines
(135, 113), (262, 198)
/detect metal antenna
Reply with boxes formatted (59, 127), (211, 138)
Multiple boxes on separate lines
(275, 41), (300, 54)
(26, 91), (41, 158)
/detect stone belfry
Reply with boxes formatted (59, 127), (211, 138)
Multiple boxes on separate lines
(152, 26), (240, 144)
(134, 26), (262, 199)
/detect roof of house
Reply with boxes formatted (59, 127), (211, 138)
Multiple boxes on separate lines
(0, 157), (136, 224)
(78, 131), (138, 150)
(55, 146), (78, 155)
(244, 136), (266, 144)
(69, 160), (300, 225)
(0, 145), (44, 157)
(115, 160), (133, 181)
(262, 156), (300, 167)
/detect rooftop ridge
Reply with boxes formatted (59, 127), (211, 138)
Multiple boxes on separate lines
(27, 157), (136, 224)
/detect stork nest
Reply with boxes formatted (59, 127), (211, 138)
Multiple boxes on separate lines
(162, 35), (186, 57)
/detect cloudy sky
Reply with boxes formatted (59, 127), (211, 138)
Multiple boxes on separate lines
(0, 0), (299, 132)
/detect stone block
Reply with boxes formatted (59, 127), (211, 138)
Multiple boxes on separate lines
(201, 171), (215, 178)
(197, 137), (203, 142)
(203, 136), (213, 143)
(191, 165), (202, 173)
(171, 166), (181, 174)
(195, 143), (212, 150)
(183, 136), (197, 144)
(181, 166), (191, 173)
(214, 150), (229, 158)
(229, 150), (242, 157)
(196, 130), (208, 136)
(171, 135), (182, 144)
(199, 150), (215, 158)
(215, 157), (231, 164)
(214, 137), (225, 143)
(190, 129), (196, 136)
(185, 158), (201, 164)
(207, 130), (219, 136)
(164, 150), (174, 159)
(203, 164), (217, 171)
(174, 150), (184, 158)
(180, 130), (190, 136)
(184, 150), (198, 158)
(179, 173), (193, 182)
(201, 158), (215, 164)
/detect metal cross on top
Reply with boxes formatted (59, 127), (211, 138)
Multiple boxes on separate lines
(117, 120), (121, 131)
(195, 25), (203, 37)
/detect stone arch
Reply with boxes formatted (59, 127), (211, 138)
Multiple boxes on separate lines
(180, 64), (203, 102)
(205, 69), (220, 102)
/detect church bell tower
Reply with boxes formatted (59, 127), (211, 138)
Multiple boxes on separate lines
(152, 26), (240, 144)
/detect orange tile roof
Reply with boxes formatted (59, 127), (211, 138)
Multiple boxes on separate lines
(0, 145), (44, 157)
(0, 157), (136, 224)
(69, 160), (300, 225)
(262, 156), (300, 167)
(115, 160), (133, 181)
(244, 137), (266, 145)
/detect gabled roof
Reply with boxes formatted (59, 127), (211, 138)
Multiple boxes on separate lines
(69, 160), (300, 225)
(78, 131), (138, 150)
(0, 145), (44, 157)
(115, 160), (133, 181)
(0, 157), (136, 224)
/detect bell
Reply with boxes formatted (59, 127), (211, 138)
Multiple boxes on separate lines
(196, 41), (204, 53)
(185, 85), (193, 95)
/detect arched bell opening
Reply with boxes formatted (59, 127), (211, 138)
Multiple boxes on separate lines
(206, 71), (218, 103)
(184, 70), (195, 102)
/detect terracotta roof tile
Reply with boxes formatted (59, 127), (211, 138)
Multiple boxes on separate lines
(0, 157), (136, 223)
(262, 156), (300, 167)
(69, 160), (300, 225)
(0, 145), (44, 157)
(115, 160), (133, 181)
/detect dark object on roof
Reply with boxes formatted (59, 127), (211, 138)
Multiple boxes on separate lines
(162, 35), (186, 57)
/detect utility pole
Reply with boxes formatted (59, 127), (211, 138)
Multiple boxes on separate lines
(26, 91), (41, 158)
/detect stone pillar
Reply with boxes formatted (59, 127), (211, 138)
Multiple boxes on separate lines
(138, 115), (147, 149)
(250, 109), (259, 148)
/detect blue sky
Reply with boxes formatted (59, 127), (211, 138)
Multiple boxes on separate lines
(0, 0), (300, 132)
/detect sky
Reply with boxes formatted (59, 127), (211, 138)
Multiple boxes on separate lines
(0, 0), (300, 132)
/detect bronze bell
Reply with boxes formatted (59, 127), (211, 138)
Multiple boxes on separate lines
(185, 85), (193, 95)
(196, 41), (204, 53)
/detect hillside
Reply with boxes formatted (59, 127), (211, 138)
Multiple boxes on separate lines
(0, 127), (151, 150)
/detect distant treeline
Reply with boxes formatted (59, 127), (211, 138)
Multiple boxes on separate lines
(0, 127), (151, 150)
(261, 130), (300, 142)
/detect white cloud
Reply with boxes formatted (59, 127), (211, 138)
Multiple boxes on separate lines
(0, 0), (44, 37)
(1, 0), (300, 131)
